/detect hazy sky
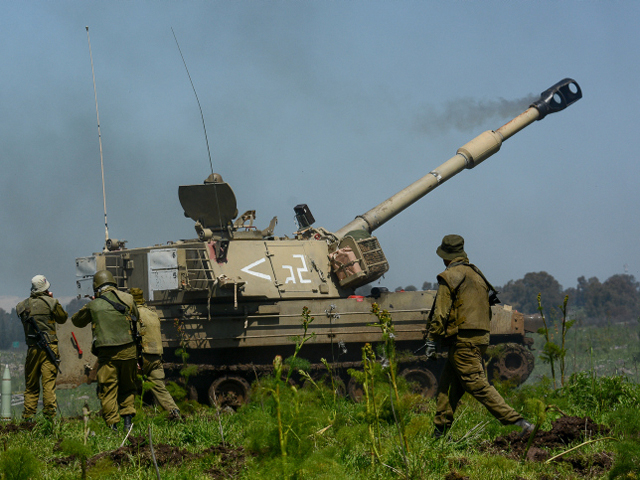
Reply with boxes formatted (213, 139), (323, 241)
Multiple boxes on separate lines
(2, 1), (639, 308)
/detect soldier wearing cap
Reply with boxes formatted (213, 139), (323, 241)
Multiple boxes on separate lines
(71, 270), (140, 431)
(15, 275), (68, 420)
(130, 288), (180, 419)
(425, 234), (533, 438)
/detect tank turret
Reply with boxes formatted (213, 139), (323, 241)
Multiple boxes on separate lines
(59, 79), (582, 406)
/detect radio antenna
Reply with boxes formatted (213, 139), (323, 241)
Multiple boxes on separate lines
(171, 27), (214, 176)
(85, 26), (110, 250)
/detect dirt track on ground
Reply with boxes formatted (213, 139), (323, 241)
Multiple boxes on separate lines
(483, 416), (613, 477)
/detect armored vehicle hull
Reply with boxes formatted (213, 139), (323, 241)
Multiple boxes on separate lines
(58, 266), (535, 406)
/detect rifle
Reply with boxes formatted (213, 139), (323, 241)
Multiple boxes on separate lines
(25, 316), (62, 374)
(130, 309), (143, 370)
(413, 342), (429, 355)
(415, 295), (438, 355)
(98, 294), (143, 369)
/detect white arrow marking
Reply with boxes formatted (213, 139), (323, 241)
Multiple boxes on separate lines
(241, 258), (271, 281)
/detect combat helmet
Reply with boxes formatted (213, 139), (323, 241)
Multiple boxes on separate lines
(204, 173), (224, 184)
(93, 270), (116, 291)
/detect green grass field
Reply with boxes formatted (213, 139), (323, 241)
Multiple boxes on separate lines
(0, 319), (638, 479)
(528, 319), (640, 386)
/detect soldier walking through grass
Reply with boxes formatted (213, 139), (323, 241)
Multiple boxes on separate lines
(16, 275), (68, 421)
(130, 288), (180, 419)
(425, 234), (533, 438)
(71, 270), (140, 432)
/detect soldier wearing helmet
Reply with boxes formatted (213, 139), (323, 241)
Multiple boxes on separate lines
(15, 275), (68, 421)
(130, 288), (180, 420)
(71, 270), (140, 432)
(425, 235), (533, 438)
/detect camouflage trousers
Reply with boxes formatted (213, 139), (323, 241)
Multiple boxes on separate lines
(96, 356), (138, 427)
(434, 342), (522, 431)
(142, 354), (178, 413)
(23, 345), (59, 419)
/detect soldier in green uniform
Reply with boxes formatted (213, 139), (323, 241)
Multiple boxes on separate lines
(425, 235), (533, 438)
(71, 270), (140, 431)
(16, 275), (68, 420)
(129, 288), (180, 419)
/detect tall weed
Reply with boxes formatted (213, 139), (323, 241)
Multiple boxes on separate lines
(284, 306), (315, 383)
(560, 372), (640, 416)
(607, 406), (640, 439)
(368, 303), (409, 457)
(609, 441), (640, 479)
(537, 294), (575, 388)
(174, 317), (198, 386)
(59, 438), (92, 479)
(241, 307), (342, 477)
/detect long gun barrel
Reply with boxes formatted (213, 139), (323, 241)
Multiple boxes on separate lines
(335, 78), (582, 239)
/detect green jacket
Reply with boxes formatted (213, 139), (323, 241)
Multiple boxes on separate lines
(16, 293), (68, 346)
(72, 287), (140, 349)
(138, 305), (163, 355)
(427, 256), (491, 340)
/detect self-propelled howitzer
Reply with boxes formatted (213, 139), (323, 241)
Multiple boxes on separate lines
(59, 79), (581, 405)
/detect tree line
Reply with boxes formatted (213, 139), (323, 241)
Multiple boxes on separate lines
(500, 272), (640, 324)
(391, 272), (640, 324)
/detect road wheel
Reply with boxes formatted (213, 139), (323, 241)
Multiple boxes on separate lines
(208, 376), (251, 409)
(187, 384), (199, 402)
(347, 377), (365, 403)
(487, 343), (535, 385)
(400, 368), (438, 398)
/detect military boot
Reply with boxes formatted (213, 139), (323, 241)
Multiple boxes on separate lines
(123, 415), (133, 431)
(168, 409), (181, 421)
(432, 426), (447, 440)
(515, 418), (534, 437)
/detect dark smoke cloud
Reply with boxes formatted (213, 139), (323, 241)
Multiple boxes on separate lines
(414, 94), (537, 134)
